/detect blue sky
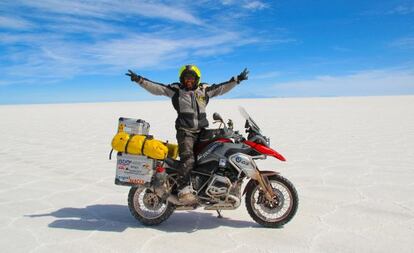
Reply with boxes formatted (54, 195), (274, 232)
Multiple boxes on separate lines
(1, 0), (414, 104)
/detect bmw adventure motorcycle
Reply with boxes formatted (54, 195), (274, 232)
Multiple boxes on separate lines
(127, 107), (298, 228)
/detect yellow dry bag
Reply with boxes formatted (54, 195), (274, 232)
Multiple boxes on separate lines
(111, 132), (177, 160)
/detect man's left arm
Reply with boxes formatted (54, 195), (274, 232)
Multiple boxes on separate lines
(206, 68), (249, 98)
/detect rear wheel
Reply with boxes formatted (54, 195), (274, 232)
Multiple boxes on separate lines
(128, 186), (175, 226)
(245, 175), (298, 228)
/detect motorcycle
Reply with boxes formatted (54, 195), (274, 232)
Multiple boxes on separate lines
(127, 107), (298, 228)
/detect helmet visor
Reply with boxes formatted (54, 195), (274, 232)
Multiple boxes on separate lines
(182, 70), (197, 79)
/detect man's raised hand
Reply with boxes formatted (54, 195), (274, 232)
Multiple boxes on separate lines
(126, 69), (142, 82)
(237, 68), (249, 82)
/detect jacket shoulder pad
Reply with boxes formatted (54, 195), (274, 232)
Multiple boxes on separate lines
(169, 83), (181, 90)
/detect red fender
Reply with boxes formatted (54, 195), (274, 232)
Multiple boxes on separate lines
(244, 141), (286, 161)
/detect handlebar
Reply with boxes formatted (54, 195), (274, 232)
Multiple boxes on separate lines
(212, 113), (266, 144)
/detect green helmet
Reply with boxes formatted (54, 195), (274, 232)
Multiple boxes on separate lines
(179, 65), (201, 86)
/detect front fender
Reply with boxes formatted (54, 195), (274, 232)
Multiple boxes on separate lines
(242, 170), (279, 196)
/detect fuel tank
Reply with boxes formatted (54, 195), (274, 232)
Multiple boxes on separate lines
(194, 139), (259, 174)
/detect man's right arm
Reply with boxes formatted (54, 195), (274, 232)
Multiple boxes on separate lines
(126, 70), (175, 98)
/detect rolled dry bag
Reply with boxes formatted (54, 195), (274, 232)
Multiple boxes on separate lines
(111, 132), (130, 152)
(111, 132), (171, 160)
(142, 138), (169, 160)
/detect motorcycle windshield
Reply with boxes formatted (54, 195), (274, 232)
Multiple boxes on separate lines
(238, 106), (262, 134)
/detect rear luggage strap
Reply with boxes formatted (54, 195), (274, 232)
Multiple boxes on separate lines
(140, 135), (155, 155)
(124, 134), (135, 154)
(141, 135), (150, 154)
(109, 149), (114, 160)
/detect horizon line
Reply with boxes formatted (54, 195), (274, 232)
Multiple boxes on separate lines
(1, 94), (413, 107)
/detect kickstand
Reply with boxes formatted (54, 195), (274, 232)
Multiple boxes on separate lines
(216, 210), (223, 218)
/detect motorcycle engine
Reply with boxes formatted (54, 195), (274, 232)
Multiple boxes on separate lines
(216, 166), (239, 182)
(206, 175), (231, 197)
(192, 175), (208, 191)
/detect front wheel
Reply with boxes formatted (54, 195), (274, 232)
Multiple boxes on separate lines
(128, 186), (175, 226)
(245, 175), (298, 228)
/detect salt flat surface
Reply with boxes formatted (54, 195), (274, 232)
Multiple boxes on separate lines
(0, 96), (413, 253)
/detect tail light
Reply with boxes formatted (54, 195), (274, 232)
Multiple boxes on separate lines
(156, 166), (166, 173)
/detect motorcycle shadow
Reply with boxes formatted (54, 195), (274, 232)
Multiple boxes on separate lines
(25, 204), (260, 233)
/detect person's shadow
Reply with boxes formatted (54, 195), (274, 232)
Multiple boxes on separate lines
(26, 204), (260, 233)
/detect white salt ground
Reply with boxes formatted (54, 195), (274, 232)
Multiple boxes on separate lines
(0, 96), (413, 253)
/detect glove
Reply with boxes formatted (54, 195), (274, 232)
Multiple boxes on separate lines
(126, 69), (142, 83)
(237, 68), (249, 83)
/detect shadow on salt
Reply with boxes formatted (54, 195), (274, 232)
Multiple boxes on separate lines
(25, 204), (261, 233)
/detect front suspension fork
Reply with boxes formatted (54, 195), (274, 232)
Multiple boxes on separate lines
(244, 170), (279, 202)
